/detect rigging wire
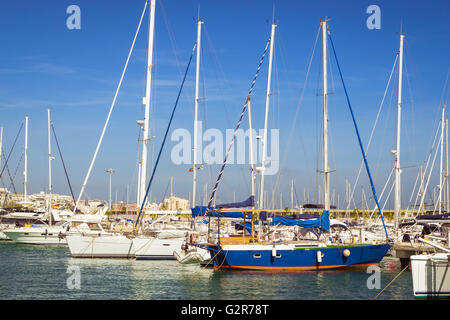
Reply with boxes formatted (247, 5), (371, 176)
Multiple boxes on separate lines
(74, 0), (148, 212)
(1, 151), (23, 207)
(135, 42), (197, 231)
(410, 123), (441, 211)
(206, 35), (272, 209)
(272, 24), (321, 204)
(328, 34), (389, 240)
(2, 149), (22, 197)
(51, 123), (76, 206)
(348, 54), (398, 210)
(1, 150), (18, 195)
(0, 121), (24, 181)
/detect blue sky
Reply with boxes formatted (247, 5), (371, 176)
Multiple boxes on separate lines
(0, 0), (448, 209)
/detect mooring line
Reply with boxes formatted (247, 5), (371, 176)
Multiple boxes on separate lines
(373, 264), (409, 300)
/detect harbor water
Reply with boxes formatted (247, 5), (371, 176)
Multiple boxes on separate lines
(0, 241), (413, 300)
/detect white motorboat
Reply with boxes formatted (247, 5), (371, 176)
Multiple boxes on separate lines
(410, 238), (450, 299)
(2, 204), (109, 245)
(3, 222), (69, 245)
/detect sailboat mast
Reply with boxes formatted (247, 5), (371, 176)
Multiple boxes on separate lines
(394, 34), (404, 230)
(247, 97), (257, 237)
(48, 109), (53, 225)
(291, 179), (294, 209)
(258, 22), (276, 209)
(192, 19), (203, 208)
(247, 98), (256, 201)
(24, 116), (29, 203)
(139, 0), (156, 208)
(439, 104), (446, 214)
(446, 117), (449, 212)
(321, 19), (330, 211)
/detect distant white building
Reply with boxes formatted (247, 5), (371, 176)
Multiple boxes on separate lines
(163, 196), (189, 210)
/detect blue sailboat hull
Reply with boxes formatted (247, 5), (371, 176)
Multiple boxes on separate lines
(197, 243), (391, 271)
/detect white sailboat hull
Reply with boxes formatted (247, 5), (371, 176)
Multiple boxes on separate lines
(3, 227), (67, 245)
(411, 253), (450, 299)
(66, 234), (135, 258)
(133, 237), (184, 260)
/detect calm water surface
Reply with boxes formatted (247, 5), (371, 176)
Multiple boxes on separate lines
(0, 241), (413, 300)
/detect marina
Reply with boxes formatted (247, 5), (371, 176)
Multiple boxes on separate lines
(0, 0), (449, 305)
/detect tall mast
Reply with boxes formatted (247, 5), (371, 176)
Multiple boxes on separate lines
(138, 0), (156, 208)
(321, 19), (330, 212)
(258, 22), (276, 209)
(126, 184), (129, 215)
(247, 97), (257, 237)
(394, 34), (404, 230)
(47, 109), (53, 225)
(446, 117), (449, 212)
(24, 116), (29, 203)
(192, 18), (203, 208)
(291, 179), (294, 209)
(439, 104), (446, 214)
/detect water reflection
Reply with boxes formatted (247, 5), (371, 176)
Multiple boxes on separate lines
(0, 242), (413, 300)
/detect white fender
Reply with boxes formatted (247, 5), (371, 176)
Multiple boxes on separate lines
(317, 250), (323, 263)
(271, 245), (277, 257)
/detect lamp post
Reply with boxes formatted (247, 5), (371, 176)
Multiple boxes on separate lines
(106, 168), (115, 213)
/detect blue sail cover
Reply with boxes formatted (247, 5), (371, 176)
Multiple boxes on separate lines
(215, 196), (255, 209)
(260, 211), (320, 220)
(235, 211), (330, 233)
(191, 196), (254, 219)
(192, 206), (330, 231)
(269, 210), (330, 231)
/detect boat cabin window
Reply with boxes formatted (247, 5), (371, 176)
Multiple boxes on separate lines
(253, 253), (261, 258)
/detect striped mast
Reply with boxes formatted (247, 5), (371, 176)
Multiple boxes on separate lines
(192, 18), (203, 208)
(206, 37), (272, 210)
(257, 22), (276, 210)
